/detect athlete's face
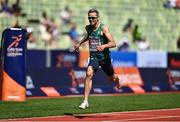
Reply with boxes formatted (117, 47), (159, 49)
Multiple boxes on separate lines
(88, 12), (98, 26)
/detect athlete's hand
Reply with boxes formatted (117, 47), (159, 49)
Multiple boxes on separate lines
(96, 45), (106, 52)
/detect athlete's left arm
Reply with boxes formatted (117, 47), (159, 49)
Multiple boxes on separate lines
(96, 25), (116, 52)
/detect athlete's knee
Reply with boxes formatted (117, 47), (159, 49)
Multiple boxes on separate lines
(86, 66), (94, 79)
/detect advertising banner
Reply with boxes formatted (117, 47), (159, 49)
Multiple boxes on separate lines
(26, 67), (144, 96)
(0, 28), (27, 101)
(26, 67), (180, 97)
(137, 51), (167, 68)
(111, 51), (137, 67)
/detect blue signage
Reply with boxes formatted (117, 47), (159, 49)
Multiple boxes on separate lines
(111, 51), (137, 67)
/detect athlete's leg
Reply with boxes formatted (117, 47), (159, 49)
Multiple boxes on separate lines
(100, 58), (122, 88)
(84, 66), (94, 101)
(79, 59), (98, 109)
(79, 66), (94, 109)
(108, 73), (122, 89)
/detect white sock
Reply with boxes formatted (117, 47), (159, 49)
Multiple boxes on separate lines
(83, 99), (88, 103)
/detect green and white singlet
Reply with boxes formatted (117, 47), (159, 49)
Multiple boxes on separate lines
(86, 23), (110, 61)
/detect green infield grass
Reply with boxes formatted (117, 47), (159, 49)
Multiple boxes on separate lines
(0, 93), (180, 119)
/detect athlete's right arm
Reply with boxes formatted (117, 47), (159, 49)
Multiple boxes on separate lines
(74, 32), (88, 52)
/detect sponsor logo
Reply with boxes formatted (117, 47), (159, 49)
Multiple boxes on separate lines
(7, 35), (22, 49)
(7, 34), (23, 57)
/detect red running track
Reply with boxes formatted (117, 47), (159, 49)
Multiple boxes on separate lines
(4, 108), (180, 121)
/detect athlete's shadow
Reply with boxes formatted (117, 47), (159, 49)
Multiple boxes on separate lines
(64, 113), (109, 119)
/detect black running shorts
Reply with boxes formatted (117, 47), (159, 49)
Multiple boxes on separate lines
(88, 58), (114, 76)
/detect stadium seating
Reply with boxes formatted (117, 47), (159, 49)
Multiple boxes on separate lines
(0, 0), (179, 51)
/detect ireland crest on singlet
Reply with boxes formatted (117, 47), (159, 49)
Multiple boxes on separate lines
(86, 23), (110, 61)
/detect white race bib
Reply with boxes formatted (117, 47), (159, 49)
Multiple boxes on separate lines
(89, 36), (101, 51)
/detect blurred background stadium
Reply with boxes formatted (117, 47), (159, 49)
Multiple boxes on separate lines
(0, 0), (180, 98)
(0, 0), (180, 51)
(0, 0), (180, 120)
